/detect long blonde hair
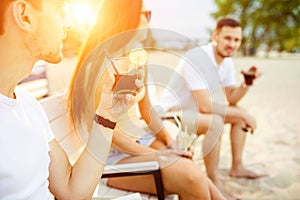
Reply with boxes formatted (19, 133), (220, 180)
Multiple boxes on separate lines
(68, 0), (143, 132)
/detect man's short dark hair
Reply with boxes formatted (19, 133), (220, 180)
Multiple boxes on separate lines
(0, 0), (42, 35)
(215, 18), (242, 33)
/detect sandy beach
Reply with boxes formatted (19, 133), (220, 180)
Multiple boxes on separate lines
(46, 53), (300, 200)
(211, 55), (300, 200)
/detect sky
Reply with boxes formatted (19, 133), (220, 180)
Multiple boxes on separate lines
(144, 0), (218, 41)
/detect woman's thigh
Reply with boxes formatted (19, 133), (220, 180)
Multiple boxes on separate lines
(107, 151), (207, 195)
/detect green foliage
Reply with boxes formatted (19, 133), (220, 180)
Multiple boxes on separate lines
(212, 0), (300, 55)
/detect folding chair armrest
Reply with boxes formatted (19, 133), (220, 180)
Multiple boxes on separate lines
(102, 161), (164, 200)
(103, 161), (159, 175)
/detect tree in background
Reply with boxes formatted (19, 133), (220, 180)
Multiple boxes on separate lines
(211, 0), (300, 55)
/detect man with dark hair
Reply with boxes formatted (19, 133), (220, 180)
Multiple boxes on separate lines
(201, 16), (264, 177)
(159, 17), (264, 198)
(215, 17), (242, 32)
(0, 0), (138, 199)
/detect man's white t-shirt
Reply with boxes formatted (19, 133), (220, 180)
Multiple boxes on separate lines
(0, 87), (55, 200)
(159, 43), (236, 112)
(201, 43), (236, 87)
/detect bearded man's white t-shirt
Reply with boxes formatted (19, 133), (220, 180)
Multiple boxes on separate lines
(0, 87), (54, 200)
(159, 44), (236, 112)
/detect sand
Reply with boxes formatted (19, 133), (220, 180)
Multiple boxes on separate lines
(46, 53), (300, 200)
(218, 55), (300, 200)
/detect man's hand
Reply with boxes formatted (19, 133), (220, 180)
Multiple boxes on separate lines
(241, 108), (257, 133)
(241, 66), (262, 86)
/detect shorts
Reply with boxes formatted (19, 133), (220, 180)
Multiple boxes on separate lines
(107, 132), (156, 165)
(180, 109), (199, 134)
(167, 109), (199, 134)
(106, 150), (131, 165)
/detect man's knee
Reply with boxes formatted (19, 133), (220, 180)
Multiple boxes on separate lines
(211, 114), (224, 129)
(196, 113), (224, 135)
(205, 114), (224, 138)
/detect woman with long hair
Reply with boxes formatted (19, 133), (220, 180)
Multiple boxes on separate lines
(68, 0), (225, 199)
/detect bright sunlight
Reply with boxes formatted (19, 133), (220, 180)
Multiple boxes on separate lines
(69, 1), (97, 27)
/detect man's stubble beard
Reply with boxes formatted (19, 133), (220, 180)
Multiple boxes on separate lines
(216, 45), (231, 59)
(26, 28), (63, 64)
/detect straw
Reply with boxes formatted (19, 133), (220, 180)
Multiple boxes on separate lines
(186, 135), (199, 151)
(104, 49), (120, 74)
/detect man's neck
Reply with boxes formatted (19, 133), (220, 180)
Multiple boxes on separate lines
(0, 73), (17, 98)
(212, 47), (225, 66)
(0, 43), (34, 98)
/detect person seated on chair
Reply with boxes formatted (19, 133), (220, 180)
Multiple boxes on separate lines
(67, 0), (226, 199)
(158, 17), (265, 198)
(0, 0), (139, 199)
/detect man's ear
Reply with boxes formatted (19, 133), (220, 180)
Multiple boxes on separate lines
(212, 31), (218, 43)
(12, 0), (34, 32)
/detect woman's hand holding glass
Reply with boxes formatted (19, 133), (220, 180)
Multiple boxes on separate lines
(95, 69), (144, 122)
(95, 49), (146, 121)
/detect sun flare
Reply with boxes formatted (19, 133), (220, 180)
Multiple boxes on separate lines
(69, 2), (97, 27)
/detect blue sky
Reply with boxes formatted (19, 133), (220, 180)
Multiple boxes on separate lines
(144, 0), (217, 40)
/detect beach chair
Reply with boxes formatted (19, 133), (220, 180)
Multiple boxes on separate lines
(40, 94), (168, 200)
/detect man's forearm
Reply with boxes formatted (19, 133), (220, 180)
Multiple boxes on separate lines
(210, 101), (227, 118)
(227, 83), (249, 105)
(210, 102), (245, 121)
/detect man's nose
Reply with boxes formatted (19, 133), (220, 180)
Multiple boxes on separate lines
(228, 40), (236, 47)
(228, 40), (240, 49)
